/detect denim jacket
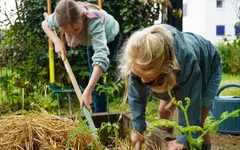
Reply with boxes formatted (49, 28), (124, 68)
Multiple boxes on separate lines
(128, 24), (221, 147)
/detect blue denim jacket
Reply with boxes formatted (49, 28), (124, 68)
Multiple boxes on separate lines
(128, 24), (222, 147)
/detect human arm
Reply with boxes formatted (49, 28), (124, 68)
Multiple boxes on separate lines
(80, 17), (109, 109)
(80, 65), (103, 110)
(128, 73), (150, 146)
(41, 13), (66, 59)
(88, 17), (110, 72)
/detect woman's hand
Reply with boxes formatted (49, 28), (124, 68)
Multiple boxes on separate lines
(168, 140), (188, 150)
(80, 89), (92, 110)
(54, 38), (66, 60)
(131, 131), (144, 150)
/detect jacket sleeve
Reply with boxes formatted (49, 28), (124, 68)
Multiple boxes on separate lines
(88, 17), (110, 72)
(128, 73), (150, 133)
(46, 13), (58, 30)
(175, 59), (202, 148)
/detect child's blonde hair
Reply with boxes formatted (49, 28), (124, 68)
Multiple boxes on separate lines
(118, 25), (180, 99)
(55, 0), (100, 28)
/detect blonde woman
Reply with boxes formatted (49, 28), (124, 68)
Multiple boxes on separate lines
(42, 0), (121, 112)
(118, 24), (222, 150)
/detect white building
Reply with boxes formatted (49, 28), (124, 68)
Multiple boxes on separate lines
(183, 0), (240, 44)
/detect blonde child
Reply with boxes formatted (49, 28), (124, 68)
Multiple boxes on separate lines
(118, 24), (222, 150)
(42, 0), (121, 112)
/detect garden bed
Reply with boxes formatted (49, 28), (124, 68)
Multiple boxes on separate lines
(64, 112), (175, 150)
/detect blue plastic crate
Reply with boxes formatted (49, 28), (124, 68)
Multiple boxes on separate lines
(212, 83), (240, 135)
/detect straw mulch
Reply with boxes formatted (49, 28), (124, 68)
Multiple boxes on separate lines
(0, 111), (101, 150)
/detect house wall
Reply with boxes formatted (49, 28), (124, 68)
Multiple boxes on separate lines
(183, 0), (240, 44)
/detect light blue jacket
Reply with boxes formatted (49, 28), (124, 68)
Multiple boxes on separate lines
(46, 9), (119, 71)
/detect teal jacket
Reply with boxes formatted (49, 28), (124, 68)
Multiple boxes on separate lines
(46, 9), (119, 71)
(128, 24), (221, 147)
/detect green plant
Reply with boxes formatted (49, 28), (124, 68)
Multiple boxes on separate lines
(98, 122), (120, 144)
(95, 80), (123, 144)
(217, 35), (240, 75)
(96, 79), (124, 119)
(145, 96), (160, 122)
(148, 97), (240, 150)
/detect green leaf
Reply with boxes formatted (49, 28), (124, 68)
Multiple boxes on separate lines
(113, 83), (120, 92)
(120, 8), (128, 15)
(181, 126), (204, 133)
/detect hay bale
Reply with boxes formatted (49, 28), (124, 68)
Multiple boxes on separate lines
(0, 111), (100, 150)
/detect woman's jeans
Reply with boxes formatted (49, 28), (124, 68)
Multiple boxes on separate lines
(86, 32), (122, 113)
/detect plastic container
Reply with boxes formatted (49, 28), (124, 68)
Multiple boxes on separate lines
(212, 83), (240, 135)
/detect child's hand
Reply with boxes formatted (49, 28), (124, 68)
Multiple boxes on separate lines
(43, 12), (48, 19)
(80, 90), (92, 110)
(54, 38), (66, 60)
(131, 131), (144, 149)
(168, 140), (188, 150)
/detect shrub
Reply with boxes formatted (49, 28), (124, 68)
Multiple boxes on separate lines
(217, 35), (240, 75)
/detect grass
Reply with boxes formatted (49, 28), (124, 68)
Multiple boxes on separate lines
(219, 74), (240, 96)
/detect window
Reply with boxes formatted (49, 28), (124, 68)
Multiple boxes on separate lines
(235, 26), (240, 35)
(183, 3), (187, 17)
(216, 25), (225, 35)
(217, 0), (223, 8)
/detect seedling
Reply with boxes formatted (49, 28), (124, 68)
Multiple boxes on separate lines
(148, 97), (240, 150)
(96, 80), (124, 144)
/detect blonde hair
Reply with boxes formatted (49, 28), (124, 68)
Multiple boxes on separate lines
(55, 0), (100, 28)
(118, 25), (180, 100)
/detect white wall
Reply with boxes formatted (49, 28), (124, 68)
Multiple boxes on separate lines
(183, 0), (240, 44)
(183, 0), (207, 36)
(205, 0), (240, 44)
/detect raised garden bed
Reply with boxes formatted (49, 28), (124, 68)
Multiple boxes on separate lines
(64, 112), (175, 150)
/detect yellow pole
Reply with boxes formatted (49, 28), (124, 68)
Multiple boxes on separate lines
(47, 0), (55, 87)
(98, 0), (102, 8)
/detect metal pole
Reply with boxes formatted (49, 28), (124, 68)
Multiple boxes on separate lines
(47, 0), (55, 89)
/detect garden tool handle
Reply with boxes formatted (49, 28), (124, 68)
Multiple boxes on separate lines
(63, 59), (96, 126)
(63, 58), (97, 139)
(135, 141), (142, 150)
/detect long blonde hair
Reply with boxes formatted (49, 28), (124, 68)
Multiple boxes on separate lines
(54, 0), (100, 28)
(118, 25), (180, 100)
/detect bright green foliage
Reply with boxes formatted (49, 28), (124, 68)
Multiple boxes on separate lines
(216, 35), (240, 75)
(96, 80), (124, 105)
(220, 74), (240, 96)
(148, 97), (240, 150)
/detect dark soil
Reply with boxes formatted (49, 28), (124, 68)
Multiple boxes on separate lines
(211, 132), (240, 150)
